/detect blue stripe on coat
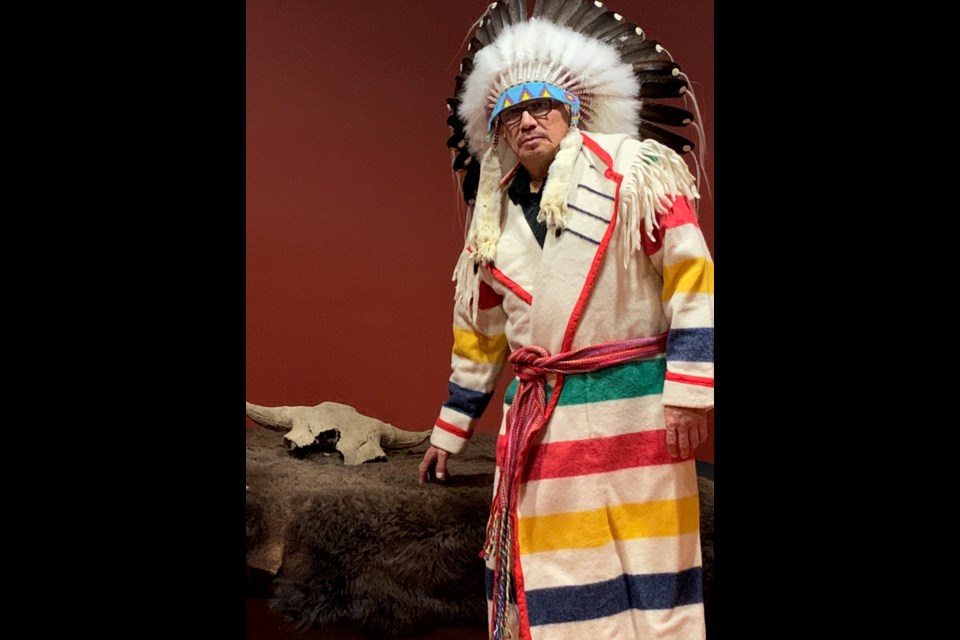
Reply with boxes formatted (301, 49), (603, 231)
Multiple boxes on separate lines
(564, 228), (601, 245)
(577, 183), (615, 200)
(525, 567), (703, 625)
(443, 382), (494, 418)
(666, 328), (714, 363)
(568, 203), (610, 223)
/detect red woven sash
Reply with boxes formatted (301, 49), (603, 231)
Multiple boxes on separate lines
(485, 333), (668, 639)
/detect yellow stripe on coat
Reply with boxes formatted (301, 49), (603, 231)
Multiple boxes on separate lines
(452, 326), (508, 363)
(662, 258), (714, 301)
(519, 495), (700, 554)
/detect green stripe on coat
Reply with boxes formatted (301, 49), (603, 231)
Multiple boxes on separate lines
(504, 358), (666, 406)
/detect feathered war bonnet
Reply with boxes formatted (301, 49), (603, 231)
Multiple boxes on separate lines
(446, 0), (701, 318)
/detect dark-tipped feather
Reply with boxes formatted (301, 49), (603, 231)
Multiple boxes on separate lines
(557, 0), (587, 25)
(475, 16), (495, 47)
(534, 0), (582, 26)
(453, 150), (474, 172)
(447, 98), (462, 120)
(447, 131), (467, 150)
(637, 67), (685, 82)
(460, 58), (474, 77)
(486, 2), (507, 34)
(532, 0), (560, 19)
(617, 38), (662, 60)
(492, 0), (525, 33)
(638, 121), (695, 154)
(458, 45), (476, 68)
(562, 1), (597, 29)
(505, 0), (526, 23)
(607, 25), (647, 50)
(637, 76), (689, 99)
(594, 19), (638, 43)
(462, 162), (481, 204)
(580, 10), (623, 40)
(639, 103), (694, 128)
(466, 37), (485, 54)
(447, 113), (461, 129)
(620, 46), (670, 66)
(569, 2), (609, 31)
(632, 59), (679, 75)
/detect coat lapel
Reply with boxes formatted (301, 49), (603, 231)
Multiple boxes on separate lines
(530, 132), (622, 355)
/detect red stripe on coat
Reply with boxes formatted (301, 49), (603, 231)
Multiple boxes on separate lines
(497, 429), (681, 481)
(435, 418), (471, 439)
(488, 265), (533, 305)
(640, 195), (699, 256)
(477, 281), (503, 310)
(659, 195), (699, 229)
(665, 371), (714, 387)
(580, 133), (614, 168)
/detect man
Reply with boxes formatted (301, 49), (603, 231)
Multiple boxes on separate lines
(419, 4), (713, 639)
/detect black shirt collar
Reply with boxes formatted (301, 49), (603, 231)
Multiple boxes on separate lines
(507, 165), (545, 207)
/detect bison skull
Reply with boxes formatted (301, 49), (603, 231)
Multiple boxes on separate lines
(245, 401), (430, 465)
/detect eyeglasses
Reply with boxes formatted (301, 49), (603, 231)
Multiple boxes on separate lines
(498, 99), (558, 127)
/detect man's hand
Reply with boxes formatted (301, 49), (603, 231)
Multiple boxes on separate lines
(418, 445), (452, 485)
(664, 406), (709, 459)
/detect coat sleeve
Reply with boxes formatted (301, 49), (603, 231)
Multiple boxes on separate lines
(640, 193), (714, 409)
(429, 251), (510, 454)
(612, 135), (713, 410)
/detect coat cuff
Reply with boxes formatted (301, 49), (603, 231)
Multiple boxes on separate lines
(430, 416), (474, 455)
(661, 371), (714, 409)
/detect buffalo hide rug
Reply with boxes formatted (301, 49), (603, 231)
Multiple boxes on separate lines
(245, 424), (714, 637)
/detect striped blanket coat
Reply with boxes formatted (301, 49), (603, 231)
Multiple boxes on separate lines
(430, 132), (714, 640)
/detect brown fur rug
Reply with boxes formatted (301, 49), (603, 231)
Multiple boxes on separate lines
(246, 425), (714, 637)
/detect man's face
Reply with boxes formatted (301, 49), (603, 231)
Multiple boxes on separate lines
(499, 99), (571, 173)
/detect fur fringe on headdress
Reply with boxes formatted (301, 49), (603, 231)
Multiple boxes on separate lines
(452, 142), (506, 320)
(452, 246), (482, 321)
(536, 127), (582, 231)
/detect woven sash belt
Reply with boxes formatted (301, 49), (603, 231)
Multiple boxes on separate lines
(484, 332), (668, 639)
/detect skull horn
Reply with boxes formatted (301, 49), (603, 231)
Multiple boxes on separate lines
(245, 402), (294, 432)
(379, 423), (432, 449)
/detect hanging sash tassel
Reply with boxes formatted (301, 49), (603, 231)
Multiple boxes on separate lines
(483, 333), (669, 640)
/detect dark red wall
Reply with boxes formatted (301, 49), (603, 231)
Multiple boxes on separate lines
(246, 0), (714, 462)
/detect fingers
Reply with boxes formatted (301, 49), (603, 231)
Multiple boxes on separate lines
(418, 447), (451, 485)
(664, 406), (709, 459)
(665, 423), (678, 458)
(435, 449), (450, 481)
(417, 450), (435, 486)
(678, 425), (690, 459)
(687, 419), (701, 453)
(685, 412), (708, 456)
